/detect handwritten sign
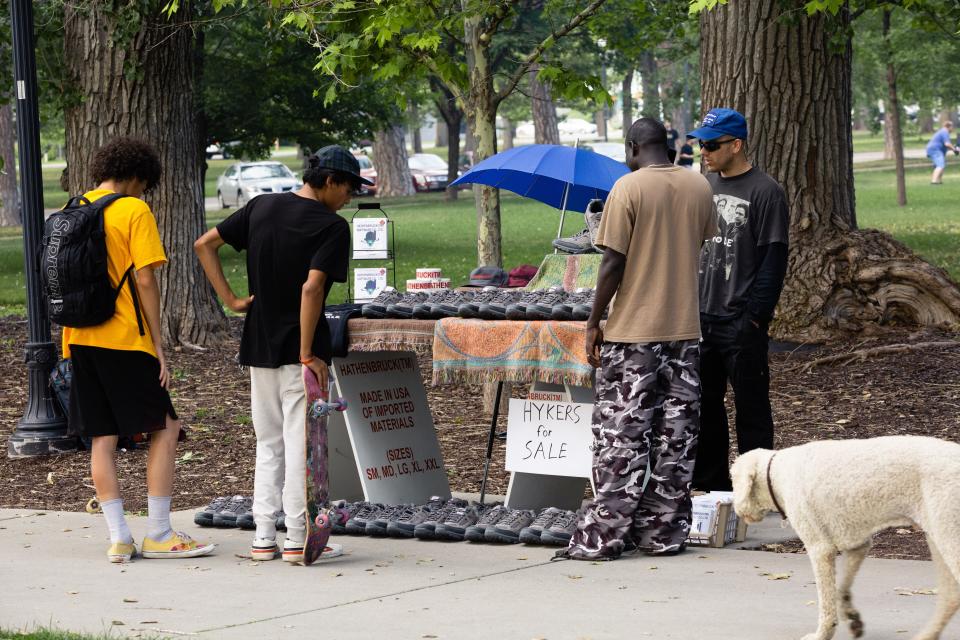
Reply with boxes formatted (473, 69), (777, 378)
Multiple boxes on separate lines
(505, 398), (593, 478)
(352, 217), (388, 259)
(334, 351), (451, 504)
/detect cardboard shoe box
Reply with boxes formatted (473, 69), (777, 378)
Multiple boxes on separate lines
(687, 491), (748, 548)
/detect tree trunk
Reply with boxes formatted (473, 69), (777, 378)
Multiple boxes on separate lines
(529, 63), (560, 145)
(917, 106), (934, 134)
(883, 9), (906, 207)
(701, 1), (960, 341)
(436, 117), (448, 148)
(639, 51), (660, 119)
(64, 1), (227, 347)
(883, 109), (896, 160)
(372, 126), (414, 197)
(409, 101), (423, 153)
(594, 110), (607, 141)
(0, 101), (20, 226)
(432, 78), (463, 202)
(502, 116), (514, 150)
(622, 70), (634, 135)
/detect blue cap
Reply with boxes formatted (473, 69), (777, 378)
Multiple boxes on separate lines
(686, 108), (748, 141)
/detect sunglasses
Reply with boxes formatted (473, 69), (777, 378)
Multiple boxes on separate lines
(698, 138), (739, 152)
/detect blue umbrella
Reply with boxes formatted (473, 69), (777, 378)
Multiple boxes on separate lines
(450, 143), (630, 240)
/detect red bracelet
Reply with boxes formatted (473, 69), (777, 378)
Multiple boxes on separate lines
(299, 355), (315, 365)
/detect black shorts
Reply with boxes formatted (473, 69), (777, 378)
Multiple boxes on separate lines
(68, 345), (178, 438)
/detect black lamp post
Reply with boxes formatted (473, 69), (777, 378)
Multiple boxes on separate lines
(6, 0), (74, 458)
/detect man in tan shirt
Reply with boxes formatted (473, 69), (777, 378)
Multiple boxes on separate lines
(560, 118), (716, 561)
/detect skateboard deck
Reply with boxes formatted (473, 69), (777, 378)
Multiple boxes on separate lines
(302, 367), (348, 565)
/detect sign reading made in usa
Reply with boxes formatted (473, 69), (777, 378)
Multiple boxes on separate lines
(505, 398), (594, 478)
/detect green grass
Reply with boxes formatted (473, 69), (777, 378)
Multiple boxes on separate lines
(0, 628), (167, 640)
(852, 129), (927, 155)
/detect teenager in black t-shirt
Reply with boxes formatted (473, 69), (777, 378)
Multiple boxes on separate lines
(195, 145), (369, 562)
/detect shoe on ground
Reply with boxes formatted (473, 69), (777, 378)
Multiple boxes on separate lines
(413, 498), (468, 540)
(505, 289), (546, 321)
(539, 509), (579, 546)
(551, 288), (592, 321)
(464, 503), (508, 542)
(251, 537), (278, 561)
(386, 292), (429, 319)
(552, 228), (598, 254)
(282, 538), (304, 563)
(212, 495), (251, 528)
(107, 540), (137, 563)
(526, 288), (568, 321)
(519, 507), (564, 544)
(477, 290), (522, 321)
(386, 496), (446, 538)
(275, 510), (287, 532)
(332, 501), (362, 535)
(485, 509), (536, 544)
(361, 287), (402, 319)
(458, 286), (499, 318)
(365, 504), (415, 536)
(585, 198), (603, 249)
(644, 542), (687, 557)
(344, 502), (384, 535)
(435, 505), (481, 541)
(141, 531), (216, 559)
(194, 496), (230, 527)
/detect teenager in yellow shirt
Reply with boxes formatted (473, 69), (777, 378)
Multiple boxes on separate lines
(65, 138), (214, 562)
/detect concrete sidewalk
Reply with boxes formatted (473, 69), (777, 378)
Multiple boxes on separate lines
(0, 507), (954, 640)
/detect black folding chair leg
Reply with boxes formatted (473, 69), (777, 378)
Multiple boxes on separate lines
(478, 381), (504, 506)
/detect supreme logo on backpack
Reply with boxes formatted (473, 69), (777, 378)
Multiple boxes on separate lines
(41, 193), (144, 334)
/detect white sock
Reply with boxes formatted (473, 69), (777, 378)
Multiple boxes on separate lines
(101, 498), (133, 544)
(147, 495), (174, 541)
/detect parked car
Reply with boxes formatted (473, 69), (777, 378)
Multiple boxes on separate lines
(558, 118), (598, 137)
(584, 142), (626, 164)
(216, 161), (302, 208)
(354, 154), (378, 195)
(408, 153), (454, 192)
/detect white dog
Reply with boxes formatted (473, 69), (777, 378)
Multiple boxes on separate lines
(731, 436), (960, 640)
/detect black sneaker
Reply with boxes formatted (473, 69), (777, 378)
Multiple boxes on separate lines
(540, 509), (579, 546)
(519, 507), (563, 544)
(458, 286), (499, 318)
(413, 498), (468, 540)
(551, 288), (592, 321)
(464, 503), (508, 542)
(345, 502), (385, 535)
(213, 495), (252, 528)
(194, 496), (230, 527)
(485, 508), (536, 544)
(413, 290), (470, 320)
(432, 290), (474, 318)
(435, 505), (481, 541)
(477, 290), (522, 320)
(504, 289), (546, 320)
(386, 292), (429, 319)
(386, 496), (446, 538)
(571, 289), (597, 321)
(332, 501), (362, 535)
(526, 288), (568, 321)
(365, 504), (415, 537)
(275, 510), (286, 532)
(361, 287), (403, 319)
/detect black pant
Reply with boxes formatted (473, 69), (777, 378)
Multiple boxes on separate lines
(692, 315), (774, 491)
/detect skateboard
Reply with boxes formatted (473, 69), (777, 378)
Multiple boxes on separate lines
(302, 366), (348, 565)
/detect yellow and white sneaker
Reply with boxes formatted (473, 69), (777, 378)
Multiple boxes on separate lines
(141, 531), (216, 559)
(107, 541), (137, 563)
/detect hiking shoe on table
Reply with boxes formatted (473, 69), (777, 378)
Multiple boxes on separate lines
(505, 289), (546, 320)
(486, 509), (536, 543)
(519, 507), (563, 544)
(142, 531), (215, 559)
(366, 504), (415, 537)
(345, 503), (385, 535)
(414, 498), (468, 540)
(282, 538), (304, 563)
(435, 505), (481, 541)
(386, 292), (429, 319)
(477, 290), (522, 321)
(526, 288), (568, 321)
(107, 541), (137, 563)
(585, 198), (603, 249)
(540, 509), (579, 546)
(551, 288), (592, 321)
(193, 496), (229, 527)
(386, 496), (446, 538)
(361, 287), (402, 319)
(458, 286), (499, 318)
(464, 503), (508, 542)
(251, 538), (278, 561)
(571, 289), (598, 321)
(213, 495), (251, 528)
(552, 228), (598, 254)
(413, 290), (470, 320)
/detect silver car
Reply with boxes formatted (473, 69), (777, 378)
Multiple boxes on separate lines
(216, 161), (302, 208)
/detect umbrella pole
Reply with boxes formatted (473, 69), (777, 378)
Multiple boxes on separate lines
(554, 182), (570, 252)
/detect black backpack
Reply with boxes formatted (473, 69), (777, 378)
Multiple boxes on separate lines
(41, 193), (144, 334)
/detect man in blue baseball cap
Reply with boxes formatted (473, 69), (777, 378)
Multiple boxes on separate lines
(686, 108), (790, 491)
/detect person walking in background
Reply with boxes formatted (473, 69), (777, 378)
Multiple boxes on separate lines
(687, 108), (790, 492)
(678, 141), (696, 169)
(927, 120), (957, 184)
(664, 118), (680, 156)
(560, 118), (716, 561)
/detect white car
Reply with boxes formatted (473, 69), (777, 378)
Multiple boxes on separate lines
(216, 161), (302, 208)
(558, 118), (598, 137)
(584, 142), (626, 163)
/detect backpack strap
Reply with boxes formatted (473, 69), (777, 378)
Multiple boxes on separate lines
(116, 266), (145, 337)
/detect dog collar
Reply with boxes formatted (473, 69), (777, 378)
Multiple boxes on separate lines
(766, 453), (787, 521)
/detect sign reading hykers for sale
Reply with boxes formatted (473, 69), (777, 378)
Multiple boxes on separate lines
(505, 399), (594, 478)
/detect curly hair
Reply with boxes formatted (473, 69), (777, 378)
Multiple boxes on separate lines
(90, 137), (162, 190)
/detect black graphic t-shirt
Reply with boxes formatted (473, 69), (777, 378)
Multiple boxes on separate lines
(217, 192), (349, 367)
(699, 167), (789, 318)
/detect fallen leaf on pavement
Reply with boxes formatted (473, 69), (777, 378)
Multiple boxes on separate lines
(123, 598), (138, 603)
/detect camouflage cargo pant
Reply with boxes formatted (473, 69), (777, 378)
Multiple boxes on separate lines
(564, 340), (701, 560)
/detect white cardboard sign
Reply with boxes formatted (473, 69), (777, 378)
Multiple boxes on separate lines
(505, 398), (594, 478)
(353, 267), (388, 302)
(352, 217), (388, 259)
(333, 351), (451, 504)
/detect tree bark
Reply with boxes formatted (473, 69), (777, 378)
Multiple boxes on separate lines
(621, 70), (634, 135)
(502, 116), (514, 150)
(529, 63), (560, 145)
(917, 106), (934, 134)
(372, 126), (414, 197)
(436, 117), (448, 148)
(409, 101), (423, 153)
(883, 109), (896, 160)
(700, 0), (960, 341)
(63, 1), (227, 346)
(594, 110), (607, 140)
(883, 9), (906, 207)
(432, 77), (463, 202)
(0, 101), (20, 226)
(639, 51), (660, 119)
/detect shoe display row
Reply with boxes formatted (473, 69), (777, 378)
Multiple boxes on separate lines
(194, 495), (284, 532)
(361, 286), (599, 322)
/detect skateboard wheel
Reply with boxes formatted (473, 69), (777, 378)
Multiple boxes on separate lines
(315, 512), (331, 529)
(85, 497), (100, 514)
